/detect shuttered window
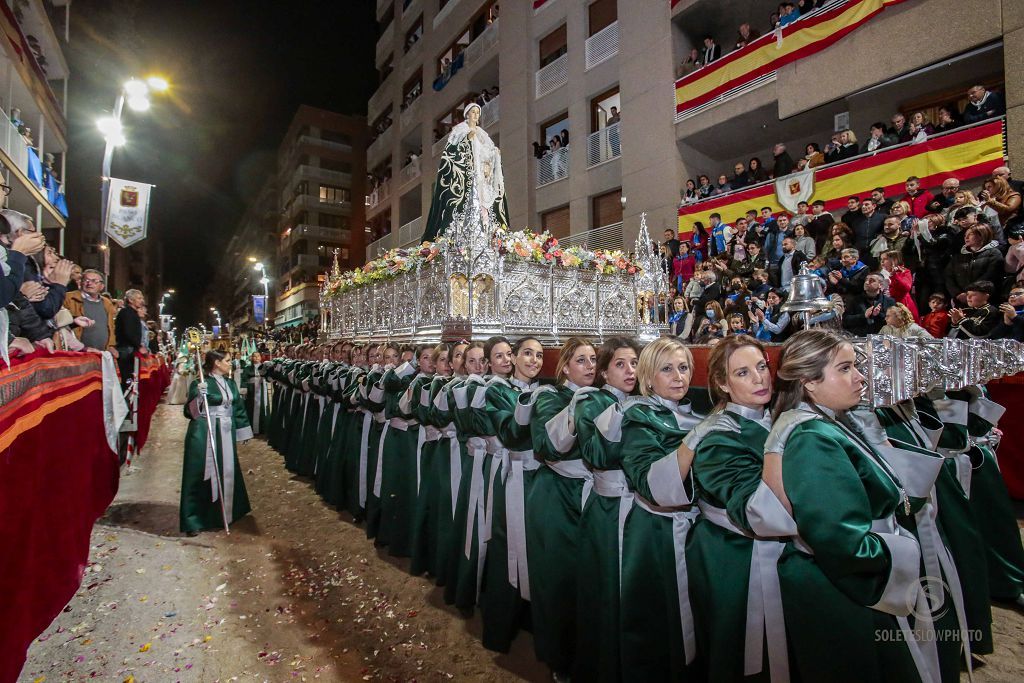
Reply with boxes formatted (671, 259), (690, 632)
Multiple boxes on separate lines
(588, 0), (616, 36)
(592, 188), (622, 229)
(541, 205), (571, 238)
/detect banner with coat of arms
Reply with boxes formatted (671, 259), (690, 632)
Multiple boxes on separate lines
(104, 177), (153, 248)
(774, 168), (815, 213)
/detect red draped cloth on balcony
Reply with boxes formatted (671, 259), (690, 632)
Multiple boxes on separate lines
(0, 351), (167, 683)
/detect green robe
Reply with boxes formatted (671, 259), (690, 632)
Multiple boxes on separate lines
(426, 375), (465, 588)
(687, 405), (779, 683)
(376, 363), (424, 556)
(478, 377), (540, 654)
(420, 131), (510, 243)
(284, 362), (313, 472)
(619, 397), (702, 683)
(362, 365), (388, 540)
(296, 362), (329, 477)
(776, 405), (929, 683)
(314, 364), (348, 500)
(441, 375), (481, 608)
(527, 382), (590, 675)
(332, 366), (368, 516)
(179, 375), (253, 533)
(573, 386), (630, 683)
(409, 373), (453, 577)
(240, 362), (269, 434)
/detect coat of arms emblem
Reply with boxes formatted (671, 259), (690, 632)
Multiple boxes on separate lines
(120, 186), (139, 207)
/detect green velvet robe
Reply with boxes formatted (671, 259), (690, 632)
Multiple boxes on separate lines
(239, 361), (268, 434)
(425, 375), (465, 588)
(687, 405), (777, 683)
(573, 386), (629, 683)
(441, 375), (479, 607)
(333, 366), (368, 516)
(376, 363), (424, 556)
(776, 407), (926, 683)
(619, 397), (702, 683)
(179, 375), (253, 533)
(449, 375), (490, 610)
(361, 366), (388, 539)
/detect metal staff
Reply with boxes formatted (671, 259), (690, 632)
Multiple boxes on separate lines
(186, 327), (231, 534)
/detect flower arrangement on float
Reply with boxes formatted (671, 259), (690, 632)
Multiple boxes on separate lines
(321, 228), (640, 301)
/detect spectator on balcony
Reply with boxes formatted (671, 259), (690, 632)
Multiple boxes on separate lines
(607, 107), (621, 156)
(677, 48), (701, 77)
(963, 85), (1005, 124)
(559, 129), (569, 148)
(673, 242), (697, 292)
(863, 122), (897, 153)
(708, 213), (732, 256)
(846, 198), (884, 263)
(992, 165), (1024, 195)
(790, 201), (812, 229)
(932, 105), (961, 135)
(900, 176), (934, 219)
(889, 112), (911, 142)
(778, 2), (801, 27)
(681, 179), (698, 205)
(729, 162), (751, 190)
(734, 23), (761, 50)
(803, 143), (825, 168)
(931, 178), (961, 213)
(692, 220), (710, 261)
(700, 35), (721, 65)
(840, 196), (861, 223)
(533, 140), (550, 159)
(712, 174), (732, 196)
(866, 187), (892, 216)
(744, 157), (766, 183)
(63, 269), (118, 355)
(946, 224), (1003, 305)
(950, 280), (1000, 338)
(776, 236), (807, 294)
(697, 174), (714, 199)
(909, 111), (934, 141)
(842, 272), (892, 336)
(807, 200), (835, 250)
(993, 285), (1024, 340)
(792, 223), (816, 257)
(663, 228), (681, 259)
(982, 177), (1022, 227)
(771, 143), (794, 177)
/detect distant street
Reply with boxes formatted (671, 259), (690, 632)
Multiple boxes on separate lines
(18, 402), (1024, 682)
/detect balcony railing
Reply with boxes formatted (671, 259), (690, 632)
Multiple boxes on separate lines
(536, 53), (568, 98)
(432, 136), (447, 157)
(366, 181), (392, 211)
(586, 122), (621, 167)
(558, 222), (625, 251)
(365, 215), (424, 259)
(285, 194), (353, 215)
(537, 147), (569, 187)
(400, 94), (422, 130)
(376, 22), (395, 65)
(399, 159), (422, 187)
(0, 108), (67, 219)
(464, 19), (499, 70)
(585, 21), (619, 70)
(367, 126), (394, 164)
(433, 0), (462, 28)
(479, 96), (499, 130)
(291, 164), (352, 189)
(297, 135), (353, 154)
(282, 224), (349, 249)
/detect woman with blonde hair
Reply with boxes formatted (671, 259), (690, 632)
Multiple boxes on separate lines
(527, 336), (598, 679)
(762, 329), (941, 683)
(686, 334), (790, 682)
(879, 302), (931, 338)
(617, 337), (702, 680)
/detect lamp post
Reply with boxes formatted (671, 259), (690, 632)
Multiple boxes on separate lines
(98, 76), (169, 278)
(252, 260), (270, 329)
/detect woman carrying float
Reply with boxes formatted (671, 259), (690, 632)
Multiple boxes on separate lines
(363, 343), (399, 539)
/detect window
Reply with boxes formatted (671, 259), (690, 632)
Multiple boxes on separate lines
(540, 113), (570, 149)
(541, 206), (571, 238)
(320, 185), (351, 204)
(590, 86), (620, 132)
(404, 16), (423, 53)
(588, 0), (616, 36)
(539, 25), (567, 67)
(319, 214), (350, 229)
(592, 188), (623, 229)
(320, 158), (352, 174)
(402, 71), (422, 110)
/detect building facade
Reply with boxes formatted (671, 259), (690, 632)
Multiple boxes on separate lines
(0, 0), (71, 250)
(213, 105), (368, 333)
(364, 0), (1021, 259)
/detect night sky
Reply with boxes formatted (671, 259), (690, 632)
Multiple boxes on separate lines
(65, 0), (378, 327)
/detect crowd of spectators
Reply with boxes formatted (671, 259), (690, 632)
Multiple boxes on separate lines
(680, 86), (1007, 206)
(400, 81), (422, 111)
(658, 165), (1024, 342)
(0, 208), (164, 377)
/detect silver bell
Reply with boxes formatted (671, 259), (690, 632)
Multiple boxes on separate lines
(780, 263), (833, 314)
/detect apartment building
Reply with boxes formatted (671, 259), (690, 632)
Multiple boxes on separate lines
(0, 0), (71, 251)
(271, 106), (368, 328)
(364, 0), (1020, 260)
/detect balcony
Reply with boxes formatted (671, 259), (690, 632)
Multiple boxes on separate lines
(400, 94), (422, 131)
(463, 19), (499, 71)
(367, 126), (394, 165)
(586, 122), (621, 167)
(284, 193), (353, 217)
(281, 224), (349, 250)
(433, 0), (462, 29)
(288, 164), (352, 191)
(366, 181), (392, 212)
(368, 74), (395, 122)
(398, 159), (422, 189)
(402, 0), (421, 26)
(0, 108), (67, 227)
(432, 135), (447, 157)
(0, 1), (65, 138)
(585, 21), (618, 70)
(559, 222), (625, 251)
(479, 96), (499, 129)
(537, 147), (569, 187)
(365, 215), (424, 259)
(298, 135), (352, 155)
(536, 53), (568, 99)
(376, 22), (395, 66)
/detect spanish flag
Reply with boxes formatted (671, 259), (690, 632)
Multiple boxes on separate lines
(678, 120), (1005, 231)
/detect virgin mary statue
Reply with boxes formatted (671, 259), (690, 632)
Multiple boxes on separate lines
(420, 102), (510, 243)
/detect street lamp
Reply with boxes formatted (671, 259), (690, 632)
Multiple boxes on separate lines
(98, 75), (170, 277)
(252, 261), (271, 329)
(158, 290), (172, 316)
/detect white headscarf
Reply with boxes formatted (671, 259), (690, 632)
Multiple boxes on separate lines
(447, 105), (504, 209)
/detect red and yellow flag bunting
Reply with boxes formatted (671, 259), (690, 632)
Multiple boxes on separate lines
(677, 120), (1005, 231)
